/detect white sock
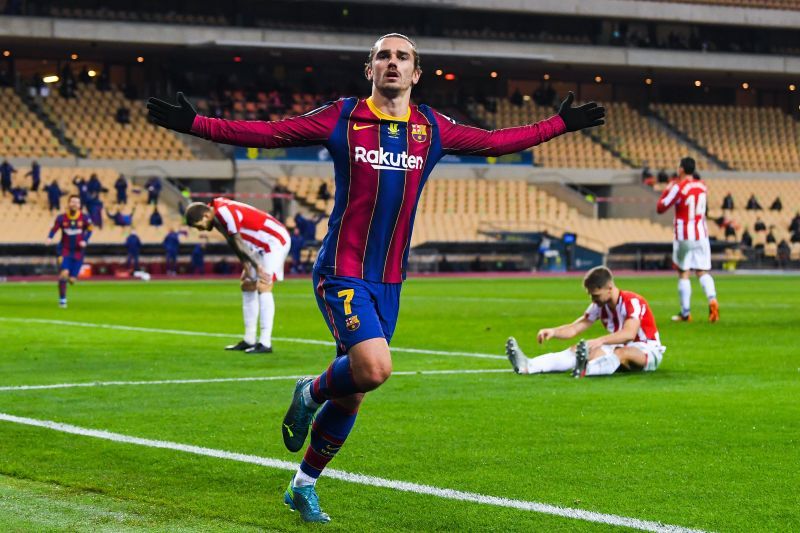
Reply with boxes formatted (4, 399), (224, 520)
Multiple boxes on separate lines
(526, 348), (576, 374)
(584, 353), (621, 376)
(698, 273), (717, 302)
(242, 291), (258, 345)
(302, 386), (321, 409)
(293, 469), (317, 487)
(678, 278), (692, 316)
(258, 291), (275, 347)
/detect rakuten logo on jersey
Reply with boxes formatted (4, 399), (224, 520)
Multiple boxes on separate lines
(354, 146), (423, 171)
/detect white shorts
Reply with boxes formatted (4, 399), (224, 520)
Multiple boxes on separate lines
(673, 239), (711, 271)
(243, 238), (291, 282)
(609, 341), (665, 372)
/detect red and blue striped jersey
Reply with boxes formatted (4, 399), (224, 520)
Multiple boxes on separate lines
(48, 211), (93, 259)
(192, 97), (566, 283)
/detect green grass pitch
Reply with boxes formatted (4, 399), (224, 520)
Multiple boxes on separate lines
(0, 274), (798, 531)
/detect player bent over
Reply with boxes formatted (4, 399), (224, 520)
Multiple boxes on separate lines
(149, 33), (604, 523)
(47, 194), (93, 308)
(657, 157), (719, 322)
(185, 197), (290, 354)
(506, 266), (665, 378)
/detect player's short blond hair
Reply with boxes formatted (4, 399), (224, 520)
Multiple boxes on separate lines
(583, 266), (614, 290)
(185, 202), (211, 227)
(364, 33), (421, 79)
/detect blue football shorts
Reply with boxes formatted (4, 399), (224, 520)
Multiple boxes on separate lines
(59, 256), (84, 277)
(312, 272), (401, 356)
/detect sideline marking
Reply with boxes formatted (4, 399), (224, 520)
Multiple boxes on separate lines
(0, 369), (509, 392)
(0, 412), (706, 533)
(0, 317), (506, 360)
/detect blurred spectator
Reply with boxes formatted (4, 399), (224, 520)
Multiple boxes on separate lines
(317, 182), (331, 201)
(125, 230), (142, 271)
(791, 227), (800, 244)
(272, 183), (289, 222)
(740, 227), (752, 248)
(73, 175), (90, 204)
(721, 192), (734, 210)
(190, 242), (205, 274)
(59, 65), (76, 98)
(115, 105), (130, 125)
(746, 194), (762, 210)
(657, 168), (669, 184)
(115, 174), (128, 204)
(11, 185), (27, 205)
(754, 217), (766, 233)
(145, 177), (162, 205)
(770, 196), (782, 212)
(289, 227), (304, 273)
(87, 173), (105, 198)
(766, 227), (777, 244)
(86, 195), (104, 228)
(163, 229), (182, 275)
(96, 68), (110, 91)
(1, 159), (16, 196)
(641, 166), (655, 187)
(294, 213), (325, 242)
(106, 206), (136, 226)
(149, 207), (163, 227)
(790, 212), (800, 234)
(79, 66), (91, 84)
(509, 88), (523, 107)
(25, 161), (41, 192)
(777, 239), (791, 267)
(44, 179), (63, 211)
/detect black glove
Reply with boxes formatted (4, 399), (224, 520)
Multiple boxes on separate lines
(557, 92), (605, 132)
(146, 92), (197, 134)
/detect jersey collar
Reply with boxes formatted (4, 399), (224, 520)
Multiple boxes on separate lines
(366, 97), (410, 122)
(66, 210), (80, 220)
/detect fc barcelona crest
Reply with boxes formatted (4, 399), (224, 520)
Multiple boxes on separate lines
(411, 124), (427, 143)
(345, 315), (361, 331)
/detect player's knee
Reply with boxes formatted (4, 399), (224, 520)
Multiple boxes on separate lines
(240, 279), (257, 291)
(257, 279), (273, 293)
(357, 365), (392, 391)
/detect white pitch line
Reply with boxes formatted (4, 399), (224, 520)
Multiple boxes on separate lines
(0, 369), (509, 392)
(0, 412), (706, 533)
(0, 317), (506, 360)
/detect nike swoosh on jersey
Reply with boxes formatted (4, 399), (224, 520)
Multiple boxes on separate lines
(352, 124), (375, 130)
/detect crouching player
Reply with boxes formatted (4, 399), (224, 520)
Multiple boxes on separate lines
(185, 197), (290, 354)
(506, 266), (665, 378)
(47, 194), (93, 308)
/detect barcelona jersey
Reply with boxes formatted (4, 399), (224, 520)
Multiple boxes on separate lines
(192, 97), (566, 283)
(49, 211), (93, 259)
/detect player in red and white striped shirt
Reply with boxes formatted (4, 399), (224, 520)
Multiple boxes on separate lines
(185, 197), (291, 354)
(657, 157), (720, 322)
(506, 266), (666, 378)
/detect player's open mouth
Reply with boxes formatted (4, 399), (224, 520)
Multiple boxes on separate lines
(386, 72), (400, 80)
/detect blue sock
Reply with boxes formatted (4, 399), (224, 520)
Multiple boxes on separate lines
(299, 400), (358, 479)
(310, 356), (360, 404)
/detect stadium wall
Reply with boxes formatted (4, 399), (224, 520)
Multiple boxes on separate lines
(2, 16), (800, 75)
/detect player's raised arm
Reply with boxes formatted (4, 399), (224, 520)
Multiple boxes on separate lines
(147, 92), (339, 149)
(657, 181), (680, 213)
(436, 92), (605, 157)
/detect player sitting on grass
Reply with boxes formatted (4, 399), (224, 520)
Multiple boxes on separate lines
(185, 198), (290, 354)
(506, 266), (665, 378)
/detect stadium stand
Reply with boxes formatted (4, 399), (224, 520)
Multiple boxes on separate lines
(592, 102), (717, 171)
(194, 91), (327, 122)
(651, 104), (800, 172)
(0, 167), (211, 244)
(278, 175), (673, 252)
(470, 98), (628, 169)
(39, 85), (195, 160)
(705, 178), (800, 244)
(46, 5), (229, 25)
(0, 87), (71, 158)
(644, 0), (800, 10)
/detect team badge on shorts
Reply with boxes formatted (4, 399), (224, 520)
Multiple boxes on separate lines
(411, 124), (427, 142)
(345, 315), (361, 331)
